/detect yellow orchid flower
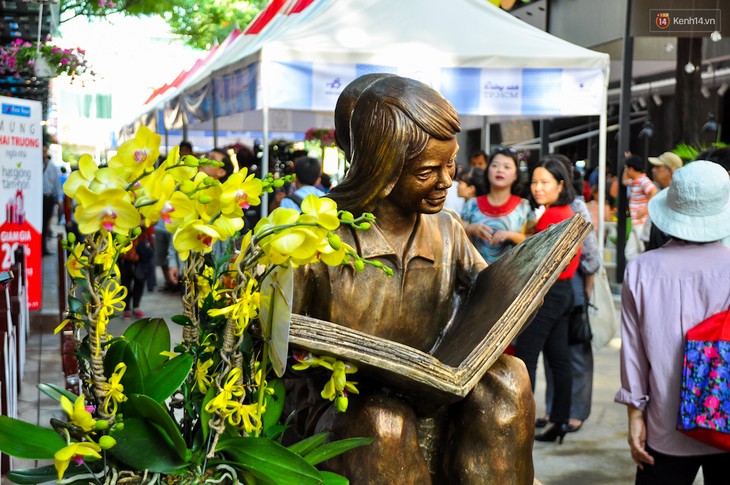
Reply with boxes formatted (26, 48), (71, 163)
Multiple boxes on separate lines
(93, 232), (120, 276)
(54, 441), (102, 481)
(225, 401), (262, 434)
(74, 186), (141, 235)
(220, 169), (264, 216)
(212, 214), (244, 242)
(60, 395), (96, 432)
(204, 368), (245, 415)
(63, 154), (98, 198)
(92, 279), (127, 356)
(207, 277), (259, 335)
(136, 165), (178, 226)
(108, 125), (161, 182)
(99, 362), (127, 415)
(317, 237), (356, 266)
(195, 358), (214, 393)
(196, 266), (220, 308)
(172, 219), (221, 261)
(87, 167), (129, 194)
(65, 243), (88, 279)
(163, 146), (198, 183)
(221, 368), (245, 400)
(165, 191), (197, 233)
(300, 195), (340, 231)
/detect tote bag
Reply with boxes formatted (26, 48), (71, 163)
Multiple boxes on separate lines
(588, 266), (618, 351)
(676, 308), (730, 451)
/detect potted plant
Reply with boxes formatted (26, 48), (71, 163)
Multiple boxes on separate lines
(0, 126), (380, 484)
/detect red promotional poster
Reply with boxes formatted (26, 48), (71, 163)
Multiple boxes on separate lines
(0, 97), (43, 310)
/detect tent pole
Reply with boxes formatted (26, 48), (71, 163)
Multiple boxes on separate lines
(482, 117), (490, 152)
(598, 107), (608, 262)
(212, 81), (219, 149)
(261, 58), (270, 218)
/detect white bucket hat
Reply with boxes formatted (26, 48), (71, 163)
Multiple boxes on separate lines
(648, 160), (730, 242)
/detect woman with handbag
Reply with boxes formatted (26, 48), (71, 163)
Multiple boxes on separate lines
(541, 157), (601, 434)
(514, 157), (581, 444)
(615, 161), (730, 484)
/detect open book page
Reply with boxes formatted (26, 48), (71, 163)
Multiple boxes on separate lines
(289, 214), (590, 404)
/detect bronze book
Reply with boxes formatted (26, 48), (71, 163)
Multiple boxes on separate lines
(289, 215), (591, 406)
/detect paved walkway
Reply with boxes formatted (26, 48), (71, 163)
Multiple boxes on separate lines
(3, 239), (704, 485)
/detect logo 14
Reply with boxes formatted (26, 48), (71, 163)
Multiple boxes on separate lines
(656, 12), (670, 30)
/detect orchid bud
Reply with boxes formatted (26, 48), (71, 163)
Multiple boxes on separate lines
(198, 194), (212, 204)
(353, 259), (365, 272)
(327, 232), (341, 250)
(358, 222), (371, 231)
(94, 419), (110, 430)
(67, 232), (76, 244)
(99, 435), (117, 449)
(335, 395), (349, 412)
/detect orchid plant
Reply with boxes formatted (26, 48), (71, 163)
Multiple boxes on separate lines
(0, 126), (381, 484)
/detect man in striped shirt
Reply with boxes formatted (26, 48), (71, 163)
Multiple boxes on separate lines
(622, 154), (657, 260)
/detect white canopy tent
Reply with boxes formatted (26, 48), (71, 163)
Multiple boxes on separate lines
(134, 0), (610, 251)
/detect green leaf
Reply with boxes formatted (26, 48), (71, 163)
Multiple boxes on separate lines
(302, 437), (373, 466)
(263, 379), (286, 432)
(143, 353), (193, 403)
(109, 418), (188, 473)
(122, 394), (188, 460)
(287, 432), (329, 457)
(171, 314), (192, 326)
(104, 339), (146, 395)
(123, 317), (171, 369)
(37, 383), (78, 403)
(67, 295), (85, 314)
(6, 463), (86, 484)
(217, 436), (322, 485)
(0, 416), (64, 459)
(320, 471), (349, 485)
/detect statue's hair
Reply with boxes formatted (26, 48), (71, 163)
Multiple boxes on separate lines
(329, 75), (460, 214)
(334, 72), (397, 159)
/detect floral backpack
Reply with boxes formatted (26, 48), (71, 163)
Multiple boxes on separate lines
(677, 308), (730, 451)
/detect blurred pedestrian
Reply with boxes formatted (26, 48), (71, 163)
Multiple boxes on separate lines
(621, 155), (657, 260)
(461, 147), (533, 263)
(515, 157), (580, 444)
(643, 151), (683, 251)
(616, 161), (730, 484)
(542, 155), (601, 434)
(121, 225), (154, 319)
(42, 144), (62, 256)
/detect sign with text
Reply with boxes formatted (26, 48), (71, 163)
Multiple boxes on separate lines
(0, 96), (42, 310)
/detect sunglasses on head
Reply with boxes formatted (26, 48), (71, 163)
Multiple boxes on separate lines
(492, 146), (518, 156)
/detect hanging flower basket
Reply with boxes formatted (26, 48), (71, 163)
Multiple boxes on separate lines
(0, 39), (92, 80)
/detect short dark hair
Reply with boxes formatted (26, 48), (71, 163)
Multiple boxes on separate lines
(624, 155), (645, 172)
(470, 149), (489, 163)
(209, 148), (234, 183)
(179, 140), (193, 152)
(529, 157), (575, 208)
(458, 166), (486, 196)
(294, 156), (321, 186)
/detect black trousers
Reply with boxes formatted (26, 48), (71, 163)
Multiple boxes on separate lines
(119, 259), (145, 311)
(42, 195), (56, 252)
(636, 445), (730, 485)
(514, 279), (573, 425)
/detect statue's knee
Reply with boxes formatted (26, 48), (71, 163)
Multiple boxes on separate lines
(316, 392), (419, 441)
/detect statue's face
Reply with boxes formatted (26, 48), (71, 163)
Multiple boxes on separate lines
(387, 137), (458, 214)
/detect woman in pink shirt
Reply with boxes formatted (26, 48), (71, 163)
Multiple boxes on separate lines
(616, 161), (730, 484)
